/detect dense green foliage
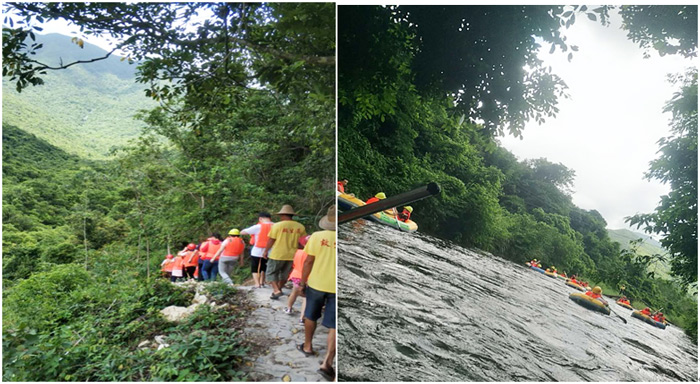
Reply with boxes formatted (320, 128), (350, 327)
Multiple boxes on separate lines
(339, 5), (696, 340)
(3, 3), (334, 380)
(627, 70), (698, 289)
(2, 33), (152, 159)
(3, 258), (250, 381)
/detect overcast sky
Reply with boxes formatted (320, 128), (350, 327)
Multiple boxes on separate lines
(499, 9), (695, 231)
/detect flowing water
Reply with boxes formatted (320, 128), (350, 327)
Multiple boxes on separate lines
(338, 221), (698, 381)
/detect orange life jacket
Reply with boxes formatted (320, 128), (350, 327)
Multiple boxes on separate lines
(289, 249), (308, 280)
(171, 256), (184, 271)
(398, 209), (411, 222)
(199, 238), (222, 260)
(337, 181), (345, 193)
(366, 197), (379, 204)
(223, 236), (245, 257)
(641, 308), (652, 316)
(183, 251), (198, 267)
(255, 222), (273, 248)
(249, 235), (256, 245)
(585, 291), (602, 299)
(162, 259), (173, 272)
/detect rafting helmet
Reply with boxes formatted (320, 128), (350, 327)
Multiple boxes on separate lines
(187, 243), (196, 251)
(592, 286), (602, 294)
(375, 192), (386, 199)
(405, 206), (413, 213)
(229, 228), (241, 236)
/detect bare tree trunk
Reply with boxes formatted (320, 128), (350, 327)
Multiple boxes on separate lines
(166, 233), (171, 255)
(83, 215), (89, 270)
(137, 232), (142, 263)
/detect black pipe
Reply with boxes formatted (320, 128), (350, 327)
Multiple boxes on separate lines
(338, 182), (441, 224)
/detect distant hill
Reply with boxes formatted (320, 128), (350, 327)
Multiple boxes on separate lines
(2, 33), (155, 159)
(607, 228), (672, 280)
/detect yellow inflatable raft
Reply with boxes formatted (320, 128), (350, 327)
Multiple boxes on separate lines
(569, 292), (610, 315)
(566, 281), (586, 292)
(544, 270), (557, 278)
(616, 300), (634, 310)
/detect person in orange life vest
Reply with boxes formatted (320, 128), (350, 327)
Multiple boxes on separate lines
(212, 228), (246, 285)
(397, 206), (413, 222)
(585, 286), (608, 306)
(241, 212), (274, 288)
(182, 243), (198, 280)
(365, 192), (386, 205)
(199, 233), (223, 281)
(652, 312), (666, 323)
(618, 296), (630, 305)
(529, 259), (542, 268)
(170, 251), (185, 283)
(285, 235), (311, 323)
(337, 179), (348, 193)
(298, 205), (337, 381)
(263, 205), (307, 300)
(161, 254), (174, 278)
(569, 275), (578, 284)
(641, 307), (652, 316)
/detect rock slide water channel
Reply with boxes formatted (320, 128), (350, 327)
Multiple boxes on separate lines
(338, 221), (698, 381)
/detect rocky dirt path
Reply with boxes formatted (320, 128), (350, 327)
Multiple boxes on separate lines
(239, 285), (333, 382)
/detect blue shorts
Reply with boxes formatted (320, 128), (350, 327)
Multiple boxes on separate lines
(304, 286), (336, 329)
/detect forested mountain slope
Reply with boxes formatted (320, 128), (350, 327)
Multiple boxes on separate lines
(2, 33), (153, 159)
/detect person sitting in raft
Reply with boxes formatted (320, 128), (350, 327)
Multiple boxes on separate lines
(641, 307), (652, 316)
(618, 296), (631, 305)
(652, 312), (666, 323)
(365, 192), (386, 204)
(529, 259), (542, 268)
(569, 275), (578, 284)
(585, 286), (608, 306)
(550, 266), (557, 273)
(337, 179), (348, 193)
(397, 206), (413, 222)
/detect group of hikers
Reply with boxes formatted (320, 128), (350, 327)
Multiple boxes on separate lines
(528, 258), (667, 324)
(160, 204), (337, 381)
(337, 179), (413, 222)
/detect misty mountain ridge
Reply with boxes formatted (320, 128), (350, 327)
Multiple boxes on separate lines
(2, 32), (154, 159)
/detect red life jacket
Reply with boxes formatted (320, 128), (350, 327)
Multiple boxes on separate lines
(585, 291), (602, 299)
(398, 209), (411, 222)
(641, 308), (652, 316)
(337, 181), (345, 193)
(366, 197), (379, 204)
(223, 236), (245, 257)
(255, 222), (273, 248)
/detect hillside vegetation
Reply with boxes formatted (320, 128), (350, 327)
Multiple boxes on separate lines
(2, 3), (335, 381)
(2, 33), (152, 159)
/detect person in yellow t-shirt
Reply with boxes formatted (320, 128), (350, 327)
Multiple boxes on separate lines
(263, 204), (307, 299)
(297, 205), (336, 382)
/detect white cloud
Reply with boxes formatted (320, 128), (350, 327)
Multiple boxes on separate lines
(500, 9), (694, 231)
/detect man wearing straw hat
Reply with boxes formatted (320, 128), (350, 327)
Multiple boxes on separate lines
(297, 205), (336, 381)
(263, 204), (307, 299)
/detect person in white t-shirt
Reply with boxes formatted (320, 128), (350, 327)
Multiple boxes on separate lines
(241, 212), (274, 288)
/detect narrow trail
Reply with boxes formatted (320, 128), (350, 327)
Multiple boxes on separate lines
(239, 285), (331, 382)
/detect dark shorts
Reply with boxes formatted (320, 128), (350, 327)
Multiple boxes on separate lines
(266, 259), (293, 282)
(250, 256), (267, 273)
(304, 286), (336, 329)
